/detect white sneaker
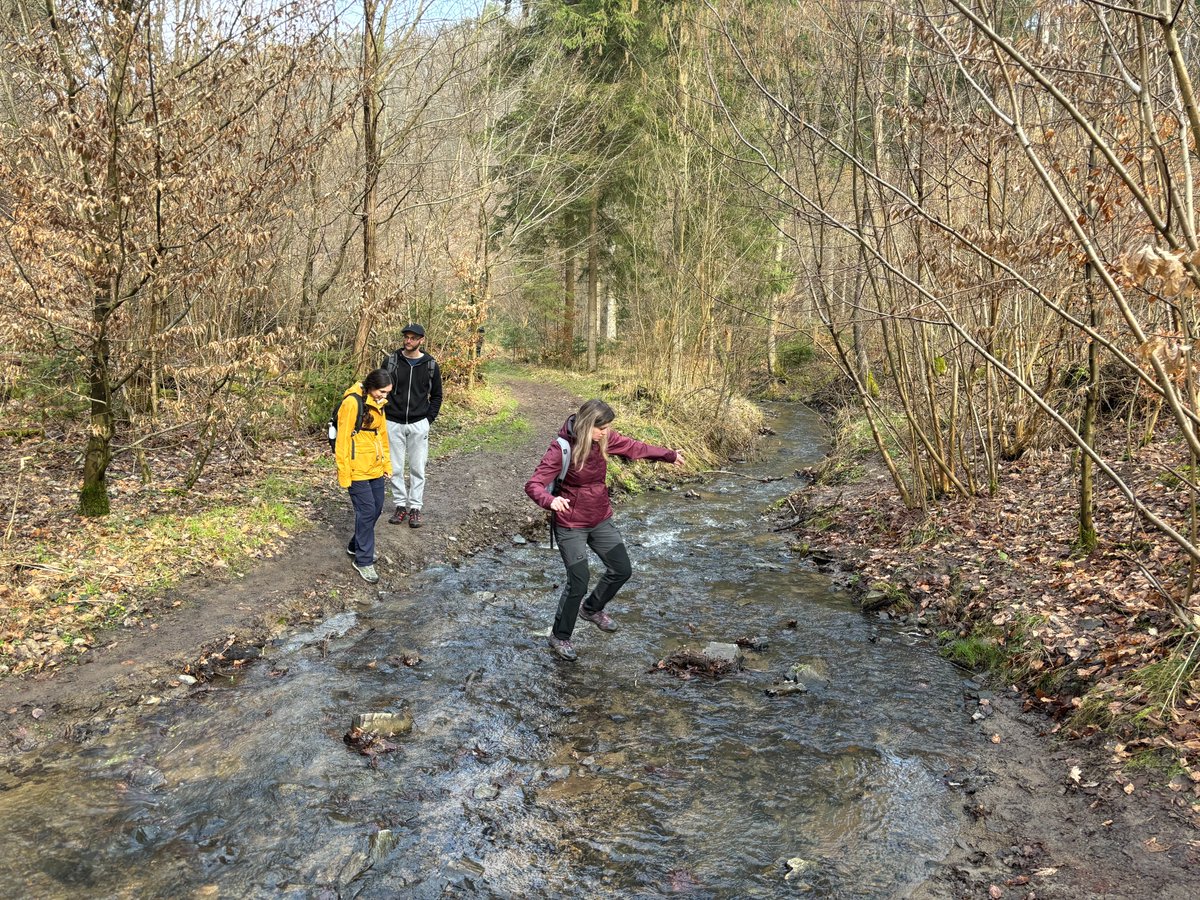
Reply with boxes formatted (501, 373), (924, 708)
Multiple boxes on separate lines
(354, 563), (379, 584)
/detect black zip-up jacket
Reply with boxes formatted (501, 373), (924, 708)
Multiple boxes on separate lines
(381, 351), (443, 425)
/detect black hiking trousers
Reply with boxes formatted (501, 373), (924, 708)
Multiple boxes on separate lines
(551, 518), (632, 640)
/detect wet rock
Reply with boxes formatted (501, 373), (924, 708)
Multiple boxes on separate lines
(511, 535), (527, 545)
(131, 824), (162, 846)
(472, 591), (496, 602)
(735, 635), (770, 651)
(311, 611), (358, 639)
(861, 590), (893, 612)
(765, 682), (809, 697)
(351, 711), (413, 736)
(220, 645), (261, 662)
(786, 659), (829, 685)
(702, 642), (744, 665)
(344, 710), (412, 757)
(541, 765), (571, 781)
(124, 762), (166, 790)
(784, 856), (815, 881)
(369, 829), (399, 862)
(473, 783), (500, 801)
(336, 851), (371, 888)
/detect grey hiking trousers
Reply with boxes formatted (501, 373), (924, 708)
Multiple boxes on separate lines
(551, 518), (632, 640)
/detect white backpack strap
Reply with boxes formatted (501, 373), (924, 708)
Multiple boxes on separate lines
(555, 437), (570, 484)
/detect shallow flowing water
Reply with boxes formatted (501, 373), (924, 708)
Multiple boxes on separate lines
(0, 406), (980, 897)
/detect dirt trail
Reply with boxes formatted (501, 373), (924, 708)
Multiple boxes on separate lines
(0, 377), (580, 720)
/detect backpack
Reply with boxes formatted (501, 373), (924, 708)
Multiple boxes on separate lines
(548, 436), (570, 547)
(327, 392), (367, 452)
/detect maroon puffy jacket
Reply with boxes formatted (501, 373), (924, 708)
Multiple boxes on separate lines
(524, 416), (677, 529)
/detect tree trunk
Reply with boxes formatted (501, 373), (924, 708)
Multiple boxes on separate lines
(80, 289), (114, 516)
(562, 224), (576, 366)
(353, 0), (381, 373)
(587, 196), (599, 372)
(1079, 144), (1100, 553)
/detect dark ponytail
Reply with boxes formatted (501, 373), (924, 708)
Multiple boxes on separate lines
(362, 368), (393, 393)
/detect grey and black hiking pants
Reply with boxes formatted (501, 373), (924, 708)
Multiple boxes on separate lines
(551, 518), (632, 640)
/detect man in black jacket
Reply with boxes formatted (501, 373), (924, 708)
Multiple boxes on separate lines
(382, 324), (443, 528)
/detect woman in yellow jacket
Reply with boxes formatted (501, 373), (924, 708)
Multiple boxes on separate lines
(335, 368), (393, 583)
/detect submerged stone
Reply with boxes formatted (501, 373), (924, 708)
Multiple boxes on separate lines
(766, 682), (809, 697)
(351, 711), (413, 736)
(784, 856), (815, 880)
(369, 829), (400, 863)
(473, 783), (500, 801)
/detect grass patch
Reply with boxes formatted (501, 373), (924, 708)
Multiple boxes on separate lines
(0, 478), (311, 677)
(938, 617), (1049, 678)
(1124, 748), (1186, 780)
(431, 382), (530, 459)
(939, 634), (1008, 670)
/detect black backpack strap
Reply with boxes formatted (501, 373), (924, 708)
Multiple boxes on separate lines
(354, 392), (367, 433)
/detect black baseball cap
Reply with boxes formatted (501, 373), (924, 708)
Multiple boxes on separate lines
(401, 323), (425, 337)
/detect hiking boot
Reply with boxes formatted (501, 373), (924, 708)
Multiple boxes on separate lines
(346, 548), (378, 563)
(388, 507), (408, 525)
(578, 606), (617, 632)
(408, 509), (422, 528)
(547, 636), (577, 661)
(354, 563), (379, 584)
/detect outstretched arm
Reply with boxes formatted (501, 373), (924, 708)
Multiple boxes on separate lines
(606, 430), (681, 466)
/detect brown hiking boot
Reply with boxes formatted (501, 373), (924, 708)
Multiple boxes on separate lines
(408, 509), (422, 528)
(548, 636), (577, 661)
(579, 606), (617, 632)
(388, 507), (408, 525)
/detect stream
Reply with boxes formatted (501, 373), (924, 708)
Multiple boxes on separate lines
(0, 405), (982, 897)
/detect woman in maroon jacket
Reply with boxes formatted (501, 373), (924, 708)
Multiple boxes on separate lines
(525, 399), (684, 661)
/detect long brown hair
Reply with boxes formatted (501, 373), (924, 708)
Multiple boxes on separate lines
(570, 399), (615, 472)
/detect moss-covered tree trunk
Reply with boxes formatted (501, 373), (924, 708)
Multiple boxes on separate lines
(81, 288), (115, 517)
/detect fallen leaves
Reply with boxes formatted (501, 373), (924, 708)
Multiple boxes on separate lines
(783, 426), (1200, 791)
(648, 650), (741, 680)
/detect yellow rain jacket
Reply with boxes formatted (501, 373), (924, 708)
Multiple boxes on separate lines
(335, 383), (391, 488)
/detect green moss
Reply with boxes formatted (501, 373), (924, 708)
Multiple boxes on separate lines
(1124, 748), (1185, 780)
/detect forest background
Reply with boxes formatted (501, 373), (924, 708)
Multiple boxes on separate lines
(3, 0), (1200, 805)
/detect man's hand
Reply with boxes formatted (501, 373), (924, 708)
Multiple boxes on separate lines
(550, 496), (570, 513)
(672, 450), (685, 468)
